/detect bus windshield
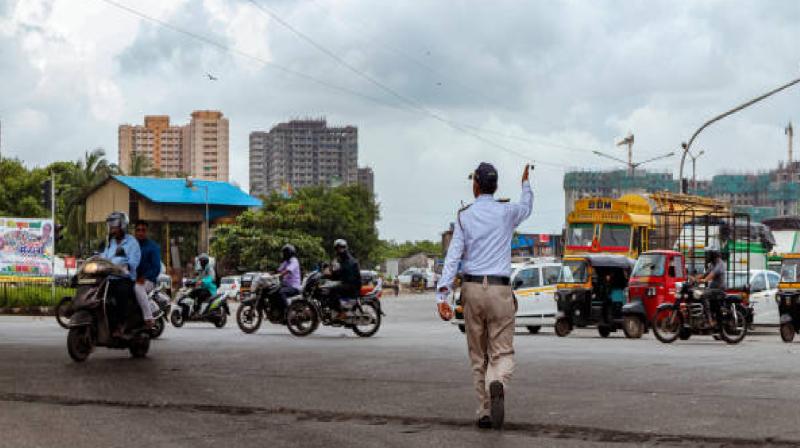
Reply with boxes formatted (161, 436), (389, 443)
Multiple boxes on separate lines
(632, 253), (665, 277)
(600, 224), (631, 247)
(781, 259), (800, 283)
(559, 260), (589, 283)
(567, 223), (594, 247)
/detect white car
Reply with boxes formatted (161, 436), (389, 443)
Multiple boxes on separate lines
(744, 270), (781, 326)
(218, 275), (242, 300)
(398, 268), (436, 288)
(452, 259), (562, 334)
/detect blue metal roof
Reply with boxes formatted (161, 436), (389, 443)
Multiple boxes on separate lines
(113, 176), (261, 207)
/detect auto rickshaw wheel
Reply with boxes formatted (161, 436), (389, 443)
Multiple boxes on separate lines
(598, 326), (612, 338)
(526, 326), (541, 334)
(780, 323), (795, 343)
(622, 316), (644, 339)
(458, 324), (466, 334)
(554, 318), (571, 337)
(679, 327), (692, 340)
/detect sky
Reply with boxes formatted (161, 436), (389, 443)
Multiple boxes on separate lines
(1, 0), (799, 241)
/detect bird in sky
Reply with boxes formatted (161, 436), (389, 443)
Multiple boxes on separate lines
(206, 73), (218, 81)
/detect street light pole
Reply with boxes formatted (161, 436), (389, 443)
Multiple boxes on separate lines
(679, 76), (800, 193)
(203, 185), (209, 253)
(689, 150), (705, 194)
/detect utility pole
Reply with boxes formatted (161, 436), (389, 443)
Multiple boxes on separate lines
(50, 171), (55, 303)
(616, 133), (635, 176)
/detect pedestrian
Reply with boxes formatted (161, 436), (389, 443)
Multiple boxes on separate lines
(436, 162), (533, 430)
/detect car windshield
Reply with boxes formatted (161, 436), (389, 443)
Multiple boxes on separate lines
(559, 260), (589, 283)
(567, 223), (594, 247)
(632, 254), (666, 277)
(781, 260), (800, 283)
(600, 224), (631, 247)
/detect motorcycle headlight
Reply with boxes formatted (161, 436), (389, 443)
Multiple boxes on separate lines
(83, 262), (99, 274)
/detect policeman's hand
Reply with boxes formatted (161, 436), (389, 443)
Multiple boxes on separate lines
(522, 164), (530, 183)
(436, 287), (454, 321)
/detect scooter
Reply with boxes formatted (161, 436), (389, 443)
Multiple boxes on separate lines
(66, 257), (152, 362)
(170, 286), (230, 328)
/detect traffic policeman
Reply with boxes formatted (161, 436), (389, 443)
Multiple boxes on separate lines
(436, 162), (533, 430)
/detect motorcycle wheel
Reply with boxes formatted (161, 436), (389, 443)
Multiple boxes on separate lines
(679, 327), (692, 340)
(352, 302), (381, 337)
(622, 316), (644, 339)
(67, 327), (93, 362)
(150, 317), (166, 339)
(170, 310), (185, 328)
(129, 333), (150, 358)
(236, 304), (262, 334)
(652, 308), (681, 343)
(780, 323), (795, 343)
(55, 296), (73, 329)
(554, 318), (572, 337)
(286, 300), (319, 337)
(213, 312), (227, 328)
(720, 307), (747, 344)
(458, 324), (466, 333)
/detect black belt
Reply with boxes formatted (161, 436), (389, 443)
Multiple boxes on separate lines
(463, 274), (510, 286)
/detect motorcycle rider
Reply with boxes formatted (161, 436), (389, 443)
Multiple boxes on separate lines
(101, 212), (141, 338)
(133, 220), (161, 329)
(694, 249), (727, 327)
(325, 239), (361, 319)
(191, 254), (217, 315)
(276, 244), (302, 310)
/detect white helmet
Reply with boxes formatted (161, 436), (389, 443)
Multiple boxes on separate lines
(333, 239), (348, 250)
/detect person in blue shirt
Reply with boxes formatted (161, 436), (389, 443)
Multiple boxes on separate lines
(101, 212), (141, 338)
(133, 220), (161, 328)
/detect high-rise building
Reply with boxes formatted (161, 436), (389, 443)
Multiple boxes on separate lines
(183, 110), (229, 182)
(249, 119), (363, 196)
(118, 110), (229, 181)
(358, 167), (374, 195)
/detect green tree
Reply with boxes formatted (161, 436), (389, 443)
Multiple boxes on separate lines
(126, 153), (153, 176)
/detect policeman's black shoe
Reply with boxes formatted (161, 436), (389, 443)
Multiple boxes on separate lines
(489, 381), (504, 430)
(476, 416), (492, 429)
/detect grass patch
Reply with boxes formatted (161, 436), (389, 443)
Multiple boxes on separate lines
(0, 284), (75, 308)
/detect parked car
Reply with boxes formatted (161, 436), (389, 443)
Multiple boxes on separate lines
(218, 275), (242, 300)
(451, 258), (562, 334)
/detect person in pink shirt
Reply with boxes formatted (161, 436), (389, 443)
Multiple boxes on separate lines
(276, 244), (302, 308)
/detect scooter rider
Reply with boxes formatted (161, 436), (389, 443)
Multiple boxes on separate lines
(133, 220), (161, 329)
(192, 254), (217, 314)
(326, 239), (361, 319)
(101, 212), (141, 338)
(276, 244), (302, 310)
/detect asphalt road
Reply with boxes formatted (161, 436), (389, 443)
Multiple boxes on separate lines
(2, 294), (800, 447)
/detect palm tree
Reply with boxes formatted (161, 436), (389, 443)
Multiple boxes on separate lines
(63, 148), (118, 255)
(127, 152), (153, 176)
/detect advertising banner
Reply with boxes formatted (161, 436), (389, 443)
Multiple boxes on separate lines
(0, 217), (54, 280)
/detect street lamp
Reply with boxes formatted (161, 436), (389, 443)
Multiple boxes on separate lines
(688, 149), (705, 194)
(185, 177), (210, 253)
(678, 76), (800, 193)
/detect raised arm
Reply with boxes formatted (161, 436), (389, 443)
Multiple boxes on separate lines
(437, 218), (465, 300)
(510, 166), (533, 227)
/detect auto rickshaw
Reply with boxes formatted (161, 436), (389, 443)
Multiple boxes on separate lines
(621, 250), (688, 339)
(555, 254), (634, 338)
(777, 253), (800, 342)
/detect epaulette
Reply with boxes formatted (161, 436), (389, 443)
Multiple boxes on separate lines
(457, 203), (472, 231)
(496, 198), (510, 203)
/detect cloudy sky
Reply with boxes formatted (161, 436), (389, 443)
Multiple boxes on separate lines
(1, 0), (799, 241)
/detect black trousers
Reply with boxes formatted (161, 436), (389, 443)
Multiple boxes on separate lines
(107, 278), (136, 331)
(190, 288), (212, 313)
(277, 286), (300, 308)
(326, 282), (359, 311)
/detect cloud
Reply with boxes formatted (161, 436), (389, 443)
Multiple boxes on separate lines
(1, 0), (800, 240)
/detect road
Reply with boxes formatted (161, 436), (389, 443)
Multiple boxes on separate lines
(2, 294), (800, 447)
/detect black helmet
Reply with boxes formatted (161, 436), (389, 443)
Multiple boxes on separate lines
(198, 253), (210, 266)
(281, 244), (297, 260)
(106, 211), (129, 234)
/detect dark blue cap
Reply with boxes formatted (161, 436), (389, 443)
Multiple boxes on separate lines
(472, 162), (498, 189)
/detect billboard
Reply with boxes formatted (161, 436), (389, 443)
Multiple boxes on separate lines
(0, 217), (54, 279)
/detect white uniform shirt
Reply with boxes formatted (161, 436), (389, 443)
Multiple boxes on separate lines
(437, 181), (533, 302)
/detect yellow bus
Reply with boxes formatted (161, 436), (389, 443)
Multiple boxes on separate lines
(565, 192), (728, 259)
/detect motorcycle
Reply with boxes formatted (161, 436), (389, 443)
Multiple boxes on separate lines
(285, 272), (384, 337)
(170, 285), (230, 328)
(65, 257), (152, 362)
(236, 273), (295, 334)
(147, 284), (172, 339)
(652, 281), (747, 344)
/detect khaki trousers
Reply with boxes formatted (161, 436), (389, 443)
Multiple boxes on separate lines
(462, 280), (516, 417)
